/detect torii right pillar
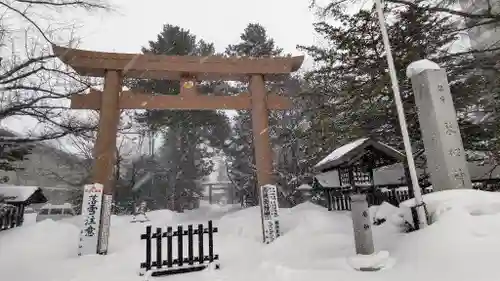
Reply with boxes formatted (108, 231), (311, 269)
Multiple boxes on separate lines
(408, 60), (472, 191)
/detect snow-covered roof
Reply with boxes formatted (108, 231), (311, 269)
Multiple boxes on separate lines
(313, 138), (404, 172)
(0, 185), (48, 204)
(314, 138), (369, 168)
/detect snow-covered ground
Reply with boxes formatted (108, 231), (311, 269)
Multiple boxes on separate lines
(2, 191), (500, 281)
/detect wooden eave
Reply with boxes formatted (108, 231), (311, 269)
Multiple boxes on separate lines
(314, 139), (405, 173)
(52, 45), (304, 81)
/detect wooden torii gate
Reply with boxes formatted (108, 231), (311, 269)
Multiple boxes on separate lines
(52, 45), (303, 254)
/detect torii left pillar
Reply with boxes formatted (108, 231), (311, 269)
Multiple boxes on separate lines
(93, 70), (122, 255)
(249, 75), (274, 189)
(249, 74), (279, 243)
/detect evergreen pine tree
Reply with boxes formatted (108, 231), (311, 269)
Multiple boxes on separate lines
(129, 24), (231, 211)
(223, 23), (284, 206)
(299, 3), (488, 156)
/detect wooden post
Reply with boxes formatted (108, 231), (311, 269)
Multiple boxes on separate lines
(326, 189), (333, 211)
(230, 184), (234, 204)
(249, 75), (274, 188)
(404, 165), (415, 199)
(249, 74), (275, 243)
(208, 184), (213, 204)
(93, 70), (122, 255)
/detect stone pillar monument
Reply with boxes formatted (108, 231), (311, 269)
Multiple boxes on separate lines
(351, 194), (374, 255)
(407, 60), (472, 191)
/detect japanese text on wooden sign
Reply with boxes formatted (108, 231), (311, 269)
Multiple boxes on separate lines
(98, 194), (112, 254)
(78, 183), (103, 256)
(260, 184), (280, 244)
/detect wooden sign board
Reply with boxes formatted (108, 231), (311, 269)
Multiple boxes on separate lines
(78, 183), (103, 256)
(97, 194), (113, 254)
(260, 184), (281, 244)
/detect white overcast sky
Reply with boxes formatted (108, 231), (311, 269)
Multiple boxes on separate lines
(77, 0), (323, 69)
(3, 0), (469, 155)
(2, 0), (329, 155)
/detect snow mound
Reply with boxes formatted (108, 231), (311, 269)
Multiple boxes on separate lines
(401, 189), (500, 221)
(370, 202), (403, 223)
(144, 209), (177, 223)
(347, 251), (394, 271)
(0, 219), (79, 263)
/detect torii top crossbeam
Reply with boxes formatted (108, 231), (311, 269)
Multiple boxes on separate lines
(52, 45), (304, 110)
(52, 45), (304, 82)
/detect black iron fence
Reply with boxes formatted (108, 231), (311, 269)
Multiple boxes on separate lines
(140, 220), (220, 277)
(324, 179), (500, 211)
(326, 188), (434, 211)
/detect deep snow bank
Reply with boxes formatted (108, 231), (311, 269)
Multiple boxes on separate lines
(1, 191), (500, 281)
(401, 189), (500, 219)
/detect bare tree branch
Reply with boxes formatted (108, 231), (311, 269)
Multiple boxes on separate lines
(0, 55), (55, 81)
(0, 0), (112, 174)
(0, 1), (53, 43)
(14, 0), (111, 10)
